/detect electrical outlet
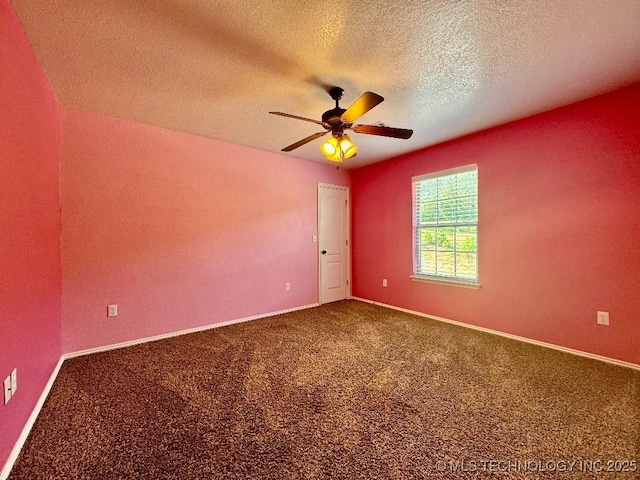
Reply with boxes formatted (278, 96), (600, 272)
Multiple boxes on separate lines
(382, 279), (388, 287)
(597, 311), (609, 326)
(108, 305), (118, 317)
(285, 283), (291, 291)
(4, 376), (11, 404)
(11, 368), (17, 394)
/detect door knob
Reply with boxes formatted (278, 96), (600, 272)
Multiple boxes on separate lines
(321, 250), (327, 255)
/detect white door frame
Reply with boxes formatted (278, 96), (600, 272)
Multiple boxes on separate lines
(318, 182), (351, 303)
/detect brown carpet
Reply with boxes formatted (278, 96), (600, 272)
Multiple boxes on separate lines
(9, 300), (640, 479)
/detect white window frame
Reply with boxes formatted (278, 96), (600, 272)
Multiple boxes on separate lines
(411, 164), (480, 289)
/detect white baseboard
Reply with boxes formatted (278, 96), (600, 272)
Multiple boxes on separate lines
(1, 356), (64, 480)
(64, 302), (320, 359)
(352, 297), (640, 371)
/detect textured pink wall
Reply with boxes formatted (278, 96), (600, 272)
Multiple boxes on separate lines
(60, 108), (349, 353)
(0, 0), (63, 469)
(352, 84), (640, 365)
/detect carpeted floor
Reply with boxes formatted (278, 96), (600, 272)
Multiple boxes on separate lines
(9, 300), (640, 479)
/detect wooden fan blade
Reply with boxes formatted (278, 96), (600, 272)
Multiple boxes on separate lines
(269, 111), (330, 129)
(352, 124), (414, 139)
(282, 131), (328, 152)
(341, 92), (384, 122)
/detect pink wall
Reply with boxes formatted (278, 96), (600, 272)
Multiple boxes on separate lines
(352, 84), (640, 365)
(0, 0), (63, 469)
(60, 108), (349, 353)
(1, 0), (637, 467)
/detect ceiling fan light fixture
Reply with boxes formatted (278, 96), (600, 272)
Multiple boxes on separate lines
(321, 134), (357, 163)
(339, 134), (358, 159)
(320, 136), (340, 158)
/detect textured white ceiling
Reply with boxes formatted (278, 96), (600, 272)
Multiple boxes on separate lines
(11, 0), (640, 168)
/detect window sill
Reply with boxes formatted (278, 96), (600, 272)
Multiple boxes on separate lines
(410, 275), (481, 289)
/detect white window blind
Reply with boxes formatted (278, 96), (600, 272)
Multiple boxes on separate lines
(412, 165), (478, 283)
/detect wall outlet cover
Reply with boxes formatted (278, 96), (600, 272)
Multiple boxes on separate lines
(108, 305), (118, 317)
(597, 311), (609, 326)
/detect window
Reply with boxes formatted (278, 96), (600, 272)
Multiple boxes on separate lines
(412, 165), (478, 287)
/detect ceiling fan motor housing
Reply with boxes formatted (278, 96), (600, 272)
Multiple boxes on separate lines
(322, 107), (347, 126)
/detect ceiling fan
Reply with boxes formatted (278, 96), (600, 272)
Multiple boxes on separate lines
(269, 87), (413, 163)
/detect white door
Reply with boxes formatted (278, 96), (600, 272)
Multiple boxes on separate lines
(318, 183), (350, 304)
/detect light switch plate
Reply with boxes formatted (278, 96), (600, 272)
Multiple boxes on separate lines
(4, 376), (11, 404)
(11, 368), (17, 394)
